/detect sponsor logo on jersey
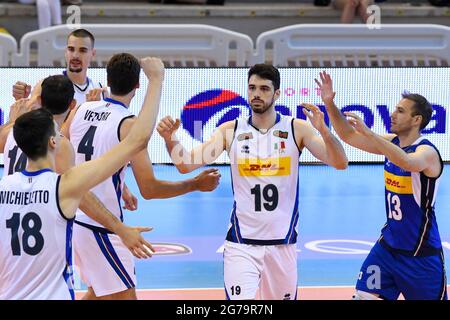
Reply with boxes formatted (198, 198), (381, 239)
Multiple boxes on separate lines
(238, 157), (291, 176)
(237, 132), (253, 141)
(241, 145), (250, 154)
(273, 130), (288, 139)
(384, 171), (412, 194)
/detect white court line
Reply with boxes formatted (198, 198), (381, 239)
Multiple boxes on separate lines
(75, 285), (355, 293)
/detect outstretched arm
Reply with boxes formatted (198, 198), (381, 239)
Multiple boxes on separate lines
(129, 148), (221, 199)
(345, 112), (441, 176)
(79, 191), (155, 259)
(119, 117), (221, 198)
(315, 71), (394, 154)
(157, 117), (234, 173)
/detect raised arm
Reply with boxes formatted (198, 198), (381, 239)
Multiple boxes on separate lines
(297, 103), (348, 170)
(315, 71), (394, 154)
(12, 81), (32, 101)
(59, 57), (164, 218)
(13, 79), (43, 102)
(0, 98), (40, 152)
(157, 117), (234, 173)
(118, 117), (221, 199)
(60, 105), (80, 140)
(0, 124), (13, 153)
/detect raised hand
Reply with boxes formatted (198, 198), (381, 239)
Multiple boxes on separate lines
(344, 112), (372, 137)
(157, 116), (181, 141)
(302, 103), (328, 134)
(140, 57), (165, 81)
(8, 98), (37, 122)
(86, 87), (109, 102)
(193, 168), (221, 192)
(314, 71), (336, 105)
(12, 81), (32, 101)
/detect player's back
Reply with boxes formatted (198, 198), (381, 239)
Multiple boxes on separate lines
(3, 130), (27, 178)
(70, 98), (133, 228)
(0, 170), (74, 300)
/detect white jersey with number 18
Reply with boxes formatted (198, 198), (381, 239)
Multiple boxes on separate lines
(0, 169), (74, 300)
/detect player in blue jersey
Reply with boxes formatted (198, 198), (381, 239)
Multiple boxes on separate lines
(316, 71), (447, 300)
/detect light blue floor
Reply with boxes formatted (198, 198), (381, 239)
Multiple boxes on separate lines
(2, 164), (450, 289)
(121, 164), (450, 288)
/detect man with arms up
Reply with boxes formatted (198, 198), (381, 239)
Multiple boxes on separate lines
(157, 64), (348, 300)
(316, 71), (447, 300)
(0, 57), (163, 300)
(0, 75), (154, 260)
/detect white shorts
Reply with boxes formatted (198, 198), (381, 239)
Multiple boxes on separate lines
(223, 240), (298, 300)
(73, 223), (136, 297)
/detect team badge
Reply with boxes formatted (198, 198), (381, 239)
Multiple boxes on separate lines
(273, 130), (288, 139)
(237, 132), (253, 141)
(274, 141), (286, 154)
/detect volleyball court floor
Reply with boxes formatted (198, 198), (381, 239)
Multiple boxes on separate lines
(4, 164), (450, 299)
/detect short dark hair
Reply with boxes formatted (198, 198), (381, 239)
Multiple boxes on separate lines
(68, 28), (95, 48)
(106, 53), (141, 96)
(13, 109), (56, 161)
(248, 64), (280, 91)
(402, 91), (433, 130)
(41, 75), (74, 115)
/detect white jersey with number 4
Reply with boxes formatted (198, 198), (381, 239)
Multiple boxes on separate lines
(227, 114), (301, 245)
(69, 98), (134, 228)
(0, 169), (74, 300)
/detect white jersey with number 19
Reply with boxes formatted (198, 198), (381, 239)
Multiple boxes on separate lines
(227, 114), (301, 245)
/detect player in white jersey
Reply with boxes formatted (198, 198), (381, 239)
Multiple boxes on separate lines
(0, 169), (75, 300)
(11, 28), (139, 220)
(157, 64), (348, 300)
(12, 28), (103, 108)
(0, 57), (164, 300)
(0, 75), (154, 261)
(66, 53), (220, 300)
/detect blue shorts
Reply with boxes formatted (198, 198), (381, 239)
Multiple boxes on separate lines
(355, 242), (447, 300)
